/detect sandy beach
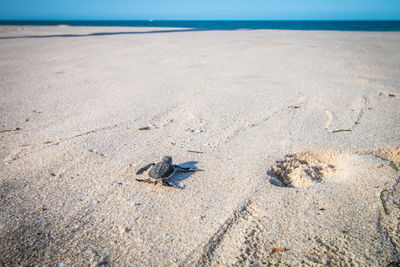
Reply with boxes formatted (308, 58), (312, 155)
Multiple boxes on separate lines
(1, 25), (399, 266)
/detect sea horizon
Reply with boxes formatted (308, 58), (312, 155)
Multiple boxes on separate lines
(1, 19), (400, 31)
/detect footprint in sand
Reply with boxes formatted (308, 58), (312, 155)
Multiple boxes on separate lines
(267, 150), (351, 187)
(267, 148), (400, 188)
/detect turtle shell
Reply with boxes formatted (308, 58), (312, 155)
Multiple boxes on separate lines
(148, 161), (175, 179)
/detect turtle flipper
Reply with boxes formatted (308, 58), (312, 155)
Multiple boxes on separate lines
(136, 163), (155, 175)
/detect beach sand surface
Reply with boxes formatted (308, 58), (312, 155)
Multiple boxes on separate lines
(0, 26), (400, 266)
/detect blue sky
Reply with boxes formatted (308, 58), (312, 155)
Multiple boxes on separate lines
(1, 0), (399, 20)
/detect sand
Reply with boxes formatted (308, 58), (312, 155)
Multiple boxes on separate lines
(0, 25), (399, 266)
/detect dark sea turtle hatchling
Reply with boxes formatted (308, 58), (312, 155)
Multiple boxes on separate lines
(135, 156), (200, 187)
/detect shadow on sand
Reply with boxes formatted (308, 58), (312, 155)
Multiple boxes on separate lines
(170, 161), (203, 189)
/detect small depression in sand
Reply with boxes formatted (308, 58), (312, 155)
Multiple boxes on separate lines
(268, 147), (400, 188)
(267, 150), (352, 187)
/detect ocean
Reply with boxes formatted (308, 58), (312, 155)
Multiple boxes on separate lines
(0, 20), (400, 31)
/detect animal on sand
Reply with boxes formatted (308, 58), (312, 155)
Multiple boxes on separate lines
(136, 156), (201, 187)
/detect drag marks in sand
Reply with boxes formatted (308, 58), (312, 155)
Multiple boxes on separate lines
(322, 95), (369, 132)
(2, 122), (125, 164)
(317, 89), (399, 133)
(191, 199), (254, 266)
(327, 90), (399, 133)
(185, 200), (283, 266)
(370, 146), (400, 255)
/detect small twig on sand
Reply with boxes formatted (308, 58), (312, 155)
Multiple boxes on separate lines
(332, 129), (352, 133)
(187, 150), (204, 154)
(138, 126), (151, 131)
(288, 105), (300, 109)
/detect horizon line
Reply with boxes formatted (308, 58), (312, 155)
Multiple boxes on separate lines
(1, 19), (400, 21)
